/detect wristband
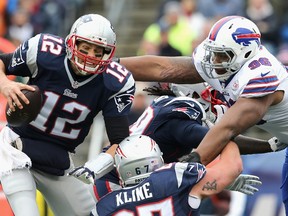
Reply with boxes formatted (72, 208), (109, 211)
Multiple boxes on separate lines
(180, 151), (201, 163)
(268, 137), (279, 152)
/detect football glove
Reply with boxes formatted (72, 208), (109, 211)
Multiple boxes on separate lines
(226, 174), (262, 195)
(268, 137), (288, 152)
(214, 104), (228, 124)
(68, 166), (95, 184)
(179, 151), (201, 163)
(68, 152), (114, 184)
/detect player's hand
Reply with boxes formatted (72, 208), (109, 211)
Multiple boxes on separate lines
(68, 152), (114, 184)
(214, 104), (228, 124)
(68, 166), (95, 184)
(0, 80), (35, 111)
(269, 137), (288, 152)
(226, 174), (262, 195)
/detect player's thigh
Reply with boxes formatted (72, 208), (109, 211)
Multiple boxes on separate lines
(1, 168), (39, 216)
(32, 169), (95, 216)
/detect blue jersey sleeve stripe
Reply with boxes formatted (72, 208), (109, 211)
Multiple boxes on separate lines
(242, 85), (278, 94)
(247, 76), (278, 85)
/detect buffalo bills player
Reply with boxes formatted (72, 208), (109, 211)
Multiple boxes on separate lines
(0, 14), (135, 215)
(92, 134), (243, 216)
(93, 83), (263, 201)
(118, 15), (288, 213)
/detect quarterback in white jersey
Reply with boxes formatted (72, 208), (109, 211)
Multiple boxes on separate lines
(118, 15), (288, 214)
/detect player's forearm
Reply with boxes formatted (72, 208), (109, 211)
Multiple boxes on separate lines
(195, 124), (233, 165)
(105, 144), (118, 157)
(120, 55), (203, 83)
(234, 134), (272, 154)
(218, 141), (243, 186)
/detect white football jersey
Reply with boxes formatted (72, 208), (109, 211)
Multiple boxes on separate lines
(193, 41), (288, 143)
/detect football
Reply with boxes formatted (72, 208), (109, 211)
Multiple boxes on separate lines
(5, 85), (42, 127)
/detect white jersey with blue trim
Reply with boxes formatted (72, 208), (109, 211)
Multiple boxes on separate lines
(194, 41), (288, 143)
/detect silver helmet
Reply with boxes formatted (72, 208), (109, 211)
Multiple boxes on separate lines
(66, 14), (116, 75)
(115, 135), (164, 187)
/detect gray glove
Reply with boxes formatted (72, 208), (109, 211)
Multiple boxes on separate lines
(269, 137), (288, 152)
(68, 152), (114, 184)
(226, 174), (262, 195)
(68, 166), (95, 184)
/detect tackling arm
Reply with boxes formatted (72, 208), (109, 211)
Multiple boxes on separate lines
(120, 55), (204, 83)
(195, 93), (280, 165)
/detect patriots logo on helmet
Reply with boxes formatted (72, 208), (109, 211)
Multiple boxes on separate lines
(232, 28), (260, 46)
(172, 106), (201, 120)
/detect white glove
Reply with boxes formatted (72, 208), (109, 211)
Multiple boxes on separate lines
(68, 152), (114, 184)
(226, 174), (262, 195)
(214, 104), (228, 124)
(268, 137), (288, 152)
(202, 118), (214, 129)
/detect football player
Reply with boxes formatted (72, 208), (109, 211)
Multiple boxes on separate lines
(93, 83), (264, 201)
(0, 14), (135, 215)
(118, 16), (288, 213)
(92, 134), (244, 216)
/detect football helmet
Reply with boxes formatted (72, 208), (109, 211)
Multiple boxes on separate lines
(169, 83), (224, 111)
(66, 14), (116, 75)
(201, 16), (261, 80)
(169, 83), (227, 123)
(115, 135), (164, 187)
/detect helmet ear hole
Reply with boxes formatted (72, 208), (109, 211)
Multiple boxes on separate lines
(244, 51), (252, 58)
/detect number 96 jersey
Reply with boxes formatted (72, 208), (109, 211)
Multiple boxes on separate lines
(194, 41), (288, 143)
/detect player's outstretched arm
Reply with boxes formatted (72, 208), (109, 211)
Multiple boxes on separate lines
(68, 150), (114, 184)
(190, 141), (242, 198)
(120, 55), (204, 83)
(195, 94), (280, 165)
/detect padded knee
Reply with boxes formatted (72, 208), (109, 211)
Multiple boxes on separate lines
(1, 169), (35, 195)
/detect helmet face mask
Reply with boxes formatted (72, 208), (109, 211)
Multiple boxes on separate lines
(115, 135), (164, 187)
(169, 83), (212, 111)
(66, 14), (116, 75)
(201, 16), (261, 80)
(202, 44), (237, 80)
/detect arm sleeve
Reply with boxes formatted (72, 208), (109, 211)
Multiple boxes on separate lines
(163, 119), (209, 148)
(104, 115), (130, 144)
(0, 53), (13, 72)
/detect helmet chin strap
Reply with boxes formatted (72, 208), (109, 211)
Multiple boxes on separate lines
(70, 59), (89, 76)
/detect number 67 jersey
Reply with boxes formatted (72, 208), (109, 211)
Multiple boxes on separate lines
(95, 162), (206, 216)
(5, 33), (135, 175)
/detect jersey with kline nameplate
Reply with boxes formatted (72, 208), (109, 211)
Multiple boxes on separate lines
(96, 162), (206, 216)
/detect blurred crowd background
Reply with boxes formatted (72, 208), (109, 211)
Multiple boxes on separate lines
(0, 0), (287, 215)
